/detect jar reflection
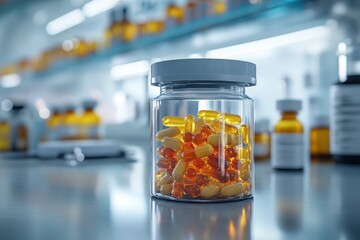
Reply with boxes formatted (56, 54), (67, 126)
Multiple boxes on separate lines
(151, 198), (252, 240)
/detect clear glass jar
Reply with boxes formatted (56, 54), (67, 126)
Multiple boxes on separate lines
(150, 59), (256, 202)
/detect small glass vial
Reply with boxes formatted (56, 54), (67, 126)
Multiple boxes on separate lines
(254, 119), (270, 161)
(310, 115), (331, 161)
(271, 100), (304, 170)
(0, 117), (10, 152)
(47, 106), (63, 141)
(79, 100), (101, 140)
(151, 58), (256, 202)
(166, 2), (185, 29)
(9, 104), (28, 152)
(114, 7), (137, 43)
(61, 105), (80, 141)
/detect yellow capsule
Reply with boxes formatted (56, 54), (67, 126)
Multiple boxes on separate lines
(162, 137), (183, 151)
(200, 184), (220, 198)
(210, 120), (238, 135)
(240, 164), (251, 181)
(162, 116), (185, 128)
(240, 124), (250, 144)
(195, 118), (206, 133)
(156, 127), (181, 141)
(230, 134), (241, 147)
(207, 133), (234, 147)
(158, 173), (171, 186)
(220, 182), (244, 197)
(198, 110), (220, 121)
(218, 113), (242, 125)
(184, 114), (195, 133)
(173, 160), (188, 180)
(238, 147), (250, 161)
(194, 144), (214, 158)
(161, 183), (173, 195)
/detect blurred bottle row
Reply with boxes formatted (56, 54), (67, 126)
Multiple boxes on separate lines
(0, 0), (265, 75)
(0, 99), (101, 153)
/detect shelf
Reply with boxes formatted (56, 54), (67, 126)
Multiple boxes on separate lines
(13, 0), (313, 80)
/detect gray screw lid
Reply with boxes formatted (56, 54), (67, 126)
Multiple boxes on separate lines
(151, 59), (256, 87)
(277, 99), (302, 112)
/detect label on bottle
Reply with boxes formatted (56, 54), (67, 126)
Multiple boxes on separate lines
(271, 133), (304, 169)
(87, 126), (99, 139)
(254, 143), (269, 157)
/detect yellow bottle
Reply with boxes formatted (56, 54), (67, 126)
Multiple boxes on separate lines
(80, 100), (101, 139)
(104, 10), (118, 48)
(47, 107), (63, 141)
(185, 0), (198, 22)
(254, 119), (270, 161)
(62, 105), (80, 140)
(114, 7), (137, 43)
(0, 118), (10, 151)
(166, 2), (185, 28)
(310, 116), (331, 161)
(272, 100), (304, 170)
(213, 0), (227, 15)
(9, 104), (28, 152)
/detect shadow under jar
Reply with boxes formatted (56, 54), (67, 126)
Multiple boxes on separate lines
(150, 59), (257, 202)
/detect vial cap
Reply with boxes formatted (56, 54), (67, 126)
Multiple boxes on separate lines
(151, 59), (256, 87)
(311, 115), (329, 128)
(255, 119), (270, 133)
(82, 99), (97, 109)
(276, 99), (302, 112)
(64, 104), (76, 112)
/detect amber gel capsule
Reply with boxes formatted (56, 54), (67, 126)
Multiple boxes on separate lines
(162, 116), (185, 128)
(198, 110), (220, 121)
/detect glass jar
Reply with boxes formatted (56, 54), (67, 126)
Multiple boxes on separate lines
(150, 59), (256, 202)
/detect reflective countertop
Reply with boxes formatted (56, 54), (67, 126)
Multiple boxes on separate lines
(0, 142), (359, 240)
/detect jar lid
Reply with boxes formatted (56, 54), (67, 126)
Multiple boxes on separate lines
(311, 115), (329, 128)
(151, 59), (256, 86)
(276, 99), (302, 112)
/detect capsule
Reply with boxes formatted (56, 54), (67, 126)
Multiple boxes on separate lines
(162, 116), (185, 128)
(240, 124), (250, 144)
(161, 183), (173, 195)
(173, 160), (188, 180)
(184, 184), (201, 197)
(192, 158), (205, 168)
(209, 168), (230, 183)
(198, 110), (220, 121)
(162, 137), (183, 151)
(207, 133), (234, 147)
(218, 113), (242, 125)
(195, 174), (209, 186)
(156, 158), (177, 169)
(240, 164), (250, 181)
(181, 142), (194, 152)
(227, 169), (239, 182)
(181, 144), (214, 161)
(172, 181), (185, 198)
(193, 133), (206, 146)
(156, 127), (181, 141)
(220, 182), (244, 197)
(184, 114), (195, 133)
(184, 167), (197, 179)
(158, 173), (172, 187)
(225, 147), (237, 159)
(200, 124), (215, 138)
(200, 184), (220, 198)
(210, 120), (238, 135)
(183, 132), (193, 142)
(238, 147), (250, 163)
(195, 118), (206, 133)
(207, 154), (230, 169)
(157, 146), (176, 158)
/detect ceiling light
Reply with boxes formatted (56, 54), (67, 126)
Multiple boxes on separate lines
(46, 9), (85, 35)
(0, 74), (21, 88)
(83, 0), (119, 18)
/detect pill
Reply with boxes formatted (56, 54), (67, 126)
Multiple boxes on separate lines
(196, 174), (209, 186)
(210, 120), (238, 135)
(192, 158), (205, 168)
(227, 169), (239, 181)
(238, 147), (250, 163)
(200, 184), (220, 198)
(183, 132), (193, 142)
(200, 124), (215, 139)
(156, 127), (181, 141)
(184, 184), (201, 197)
(162, 116), (185, 128)
(198, 110), (220, 121)
(158, 173), (171, 187)
(240, 124), (250, 144)
(231, 159), (241, 169)
(207, 154), (230, 169)
(184, 114), (195, 133)
(181, 142), (194, 152)
(207, 133), (234, 146)
(220, 182), (244, 197)
(161, 183), (173, 195)
(209, 168), (230, 183)
(218, 113), (242, 125)
(181, 144), (214, 161)
(162, 137), (183, 151)
(157, 158), (177, 169)
(173, 160), (188, 180)
(185, 167), (197, 179)
(158, 146), (176, 158)
(172, 181), (185, 198)
(193, 133), (206, 146)
(225, 147), (237, 159)
(195, 118), (206, 133)
(240, 164), (251, 181)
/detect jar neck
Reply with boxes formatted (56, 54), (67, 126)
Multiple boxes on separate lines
(281, 112), (298, 120)
(160, 83), (245, 95)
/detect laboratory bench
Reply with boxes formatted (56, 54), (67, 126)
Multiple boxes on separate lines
(0, 142), (359, 240)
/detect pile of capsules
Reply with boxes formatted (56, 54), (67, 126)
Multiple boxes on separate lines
(155, 110), (252, 200)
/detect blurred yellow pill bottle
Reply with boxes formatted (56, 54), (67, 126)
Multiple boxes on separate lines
(310, 115), (331, 162)
(254, 119), (270, 161)
(79, 99), (101, 140)
(0, 117), (10, 151)
(62, 104), (80, 141)
(271, 100), (304, 170)
(47, 106), (63, 141)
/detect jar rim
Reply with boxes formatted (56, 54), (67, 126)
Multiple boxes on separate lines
(151, 58), (256, 87)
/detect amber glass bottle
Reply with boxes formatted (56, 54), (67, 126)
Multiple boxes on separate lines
(254, 119), (270, 161)
(47, 107), (63, 141)
(104, 10), (118, 48)
(62, 105), (80, 140)
(272, 100), (304, 170)
(114, 7), (137, 43)
(80, 100), (100, 140)
(310, 116), (331, 161)
(166, 2), (185, 27)
(0, 118), (10, 151)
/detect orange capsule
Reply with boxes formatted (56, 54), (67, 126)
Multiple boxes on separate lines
(172, 181), (185, 198)
(184, 167), (197, 179)
(157, 146), (165, 156)
(182, 142), (195, 152)
(160, 146), (176, 158)
(200, 124), (215, 139)
(183, 132), (193, 142)
(195, 174), (209, 186)
(227, 169), (239, 182)
(193, 133), (206, 146)
(156, 158), (177, 169)
(225, 147), (237, 159)
(181, 144), (214, 161)
(231, 158), (241, 170)
(209, 168), (230, 183)
(192, 158), (205, 168)
(207, 154), (230, 169)
(184, 184), (200, 197)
